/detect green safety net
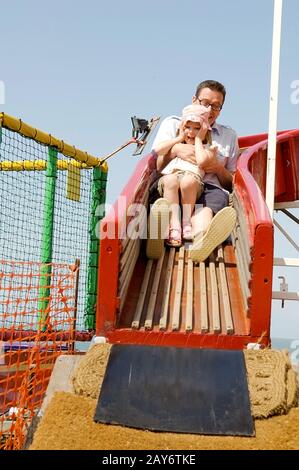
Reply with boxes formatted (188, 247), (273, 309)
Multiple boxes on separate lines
(0, 126), (106, 333)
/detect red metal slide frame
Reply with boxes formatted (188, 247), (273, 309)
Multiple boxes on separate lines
(96, 130), (299, 349)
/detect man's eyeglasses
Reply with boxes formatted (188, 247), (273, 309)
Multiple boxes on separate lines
(197, 99), (223, 112)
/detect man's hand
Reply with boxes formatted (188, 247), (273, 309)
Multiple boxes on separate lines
(200, 145), (220, 173)
(171, 143), (197, 164)
(201, 145), (233, 190)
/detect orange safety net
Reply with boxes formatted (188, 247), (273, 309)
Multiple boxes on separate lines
(0, 260), (79, 450)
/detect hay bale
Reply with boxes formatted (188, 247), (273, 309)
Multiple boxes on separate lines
(72, 343), (111, 398)
(244, 349), (298, 419)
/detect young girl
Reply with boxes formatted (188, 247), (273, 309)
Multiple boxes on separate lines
(153, 104), (217, 246)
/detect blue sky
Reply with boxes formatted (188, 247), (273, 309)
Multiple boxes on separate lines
(1, 0), (298, 340)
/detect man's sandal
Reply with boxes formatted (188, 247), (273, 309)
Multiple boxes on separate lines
(189, 206), (237, 262)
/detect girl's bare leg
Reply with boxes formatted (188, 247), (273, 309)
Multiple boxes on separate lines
(180, 175), (199, 238)
(163, 174), (181, 231)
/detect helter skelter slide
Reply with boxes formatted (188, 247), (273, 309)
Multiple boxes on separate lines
(0, 111), (298, 445)
(96, 129), (299, 350)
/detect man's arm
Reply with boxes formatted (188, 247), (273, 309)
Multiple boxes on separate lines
(218, 130), (239, 190)
(151, 116), (182, 171)
(202, 130), (239, 191)
(154, 134), (184, 172)
(215, 164), (234, 190)
(156, 143), (198, 171)
(152, 116), (225, 172)
(200, 153), (234, 190)
(153, 116), (210, 171)
(154, 136), (184, 157)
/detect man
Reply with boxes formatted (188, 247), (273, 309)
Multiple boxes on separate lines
(147, 80), (238, 261)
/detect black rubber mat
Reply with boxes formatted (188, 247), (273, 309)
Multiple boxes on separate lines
(94, 344), (254, 436)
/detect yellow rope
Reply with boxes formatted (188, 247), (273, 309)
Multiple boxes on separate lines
(0, 159), (91, 171)
(0, 112), (108, 172)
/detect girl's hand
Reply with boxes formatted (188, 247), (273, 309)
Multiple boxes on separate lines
(196, 121), (208, 141)
(177, 122), (187, 142)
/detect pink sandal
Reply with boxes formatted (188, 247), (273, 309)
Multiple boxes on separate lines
(166, 228), (182, 247)
(182, 223), (193, 241)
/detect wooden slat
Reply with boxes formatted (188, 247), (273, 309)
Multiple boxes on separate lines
(120, 237), (136, 272)
(144, 248), (165, 329)
(233, 194), (253, 251)
(231, 229), (251, 286)
(233, 233), (251, 298)
(126, 209), (147, 244)
(235, 200), (254, 258)
(121, 194), (148, 250)
(119, 239), (140, 288)
(121, 208), (147, 256)
(222, 245), (249, 335)
(234, 242), (250, 312)
(231, 201), (252, 313)
(199, 262), (208, 333)
(159, 248), (175, 330)
(131, 259), (153, 329)
(119, 242), (140, 312)
(235, 222), (251, 265)
(209, 253), (221, 333)
(234, 235), (252, 286)
(217, 246), (234, 334)
(172, 247), (185, 331)
(185, 259), (193, 331)
(121, 229), (131, 251)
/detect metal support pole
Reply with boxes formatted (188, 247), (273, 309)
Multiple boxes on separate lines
(266, 0), (283, 217)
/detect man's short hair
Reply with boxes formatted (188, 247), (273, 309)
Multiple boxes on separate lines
(195, 80), (226, 103)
